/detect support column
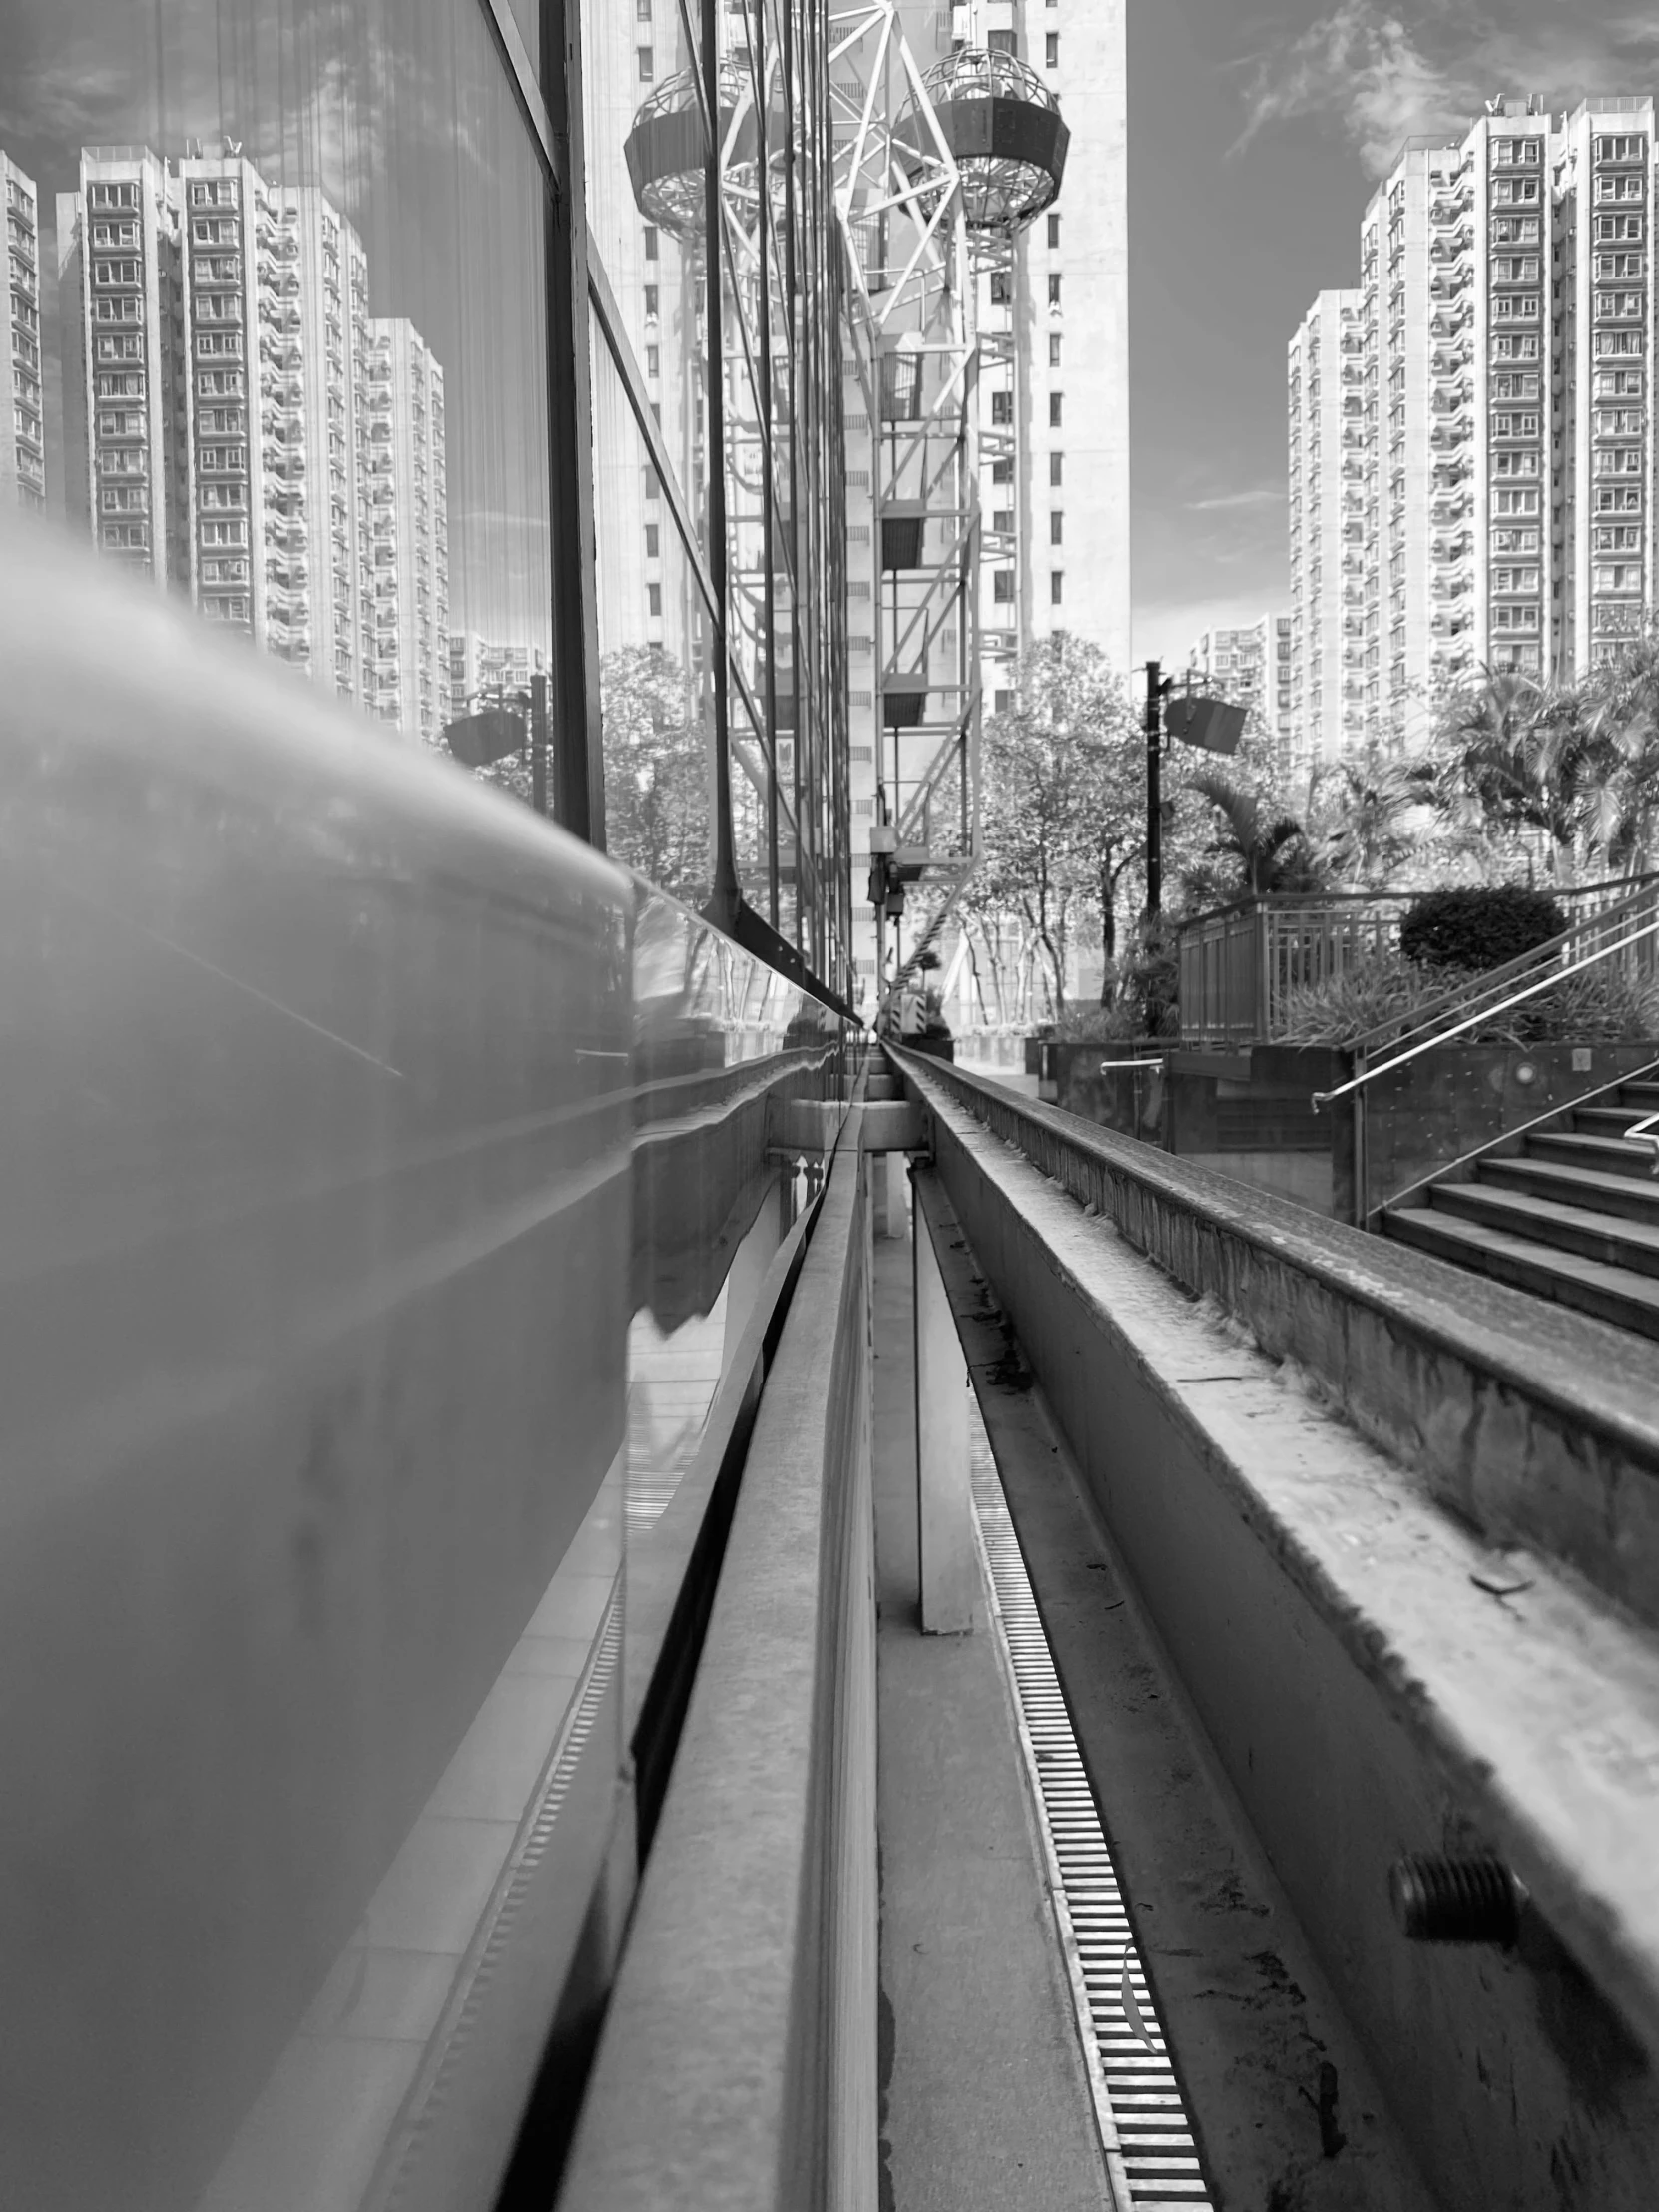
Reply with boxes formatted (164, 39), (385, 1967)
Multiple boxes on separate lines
(911, 1169), (974, 1634)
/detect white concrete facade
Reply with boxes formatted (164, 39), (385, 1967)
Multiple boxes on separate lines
(972, 0), (1130, 699)
(1288, 289), (1365, 763)
(1, 154), (46, 516)
(1295, 94), (1659, 748)
(1186, 613), (1293, 763)
(57, 145), (444, 739)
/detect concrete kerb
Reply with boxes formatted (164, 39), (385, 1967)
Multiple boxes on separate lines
(890, 1046), (1659, 1633)
(560, 1107), (876, 2212)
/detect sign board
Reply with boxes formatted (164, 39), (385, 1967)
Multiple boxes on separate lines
(1165, 694), (1246, 757)
(443, 708), (524, 769)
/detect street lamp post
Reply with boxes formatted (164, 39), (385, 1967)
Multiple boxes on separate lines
(1144, 658), (1169, 919)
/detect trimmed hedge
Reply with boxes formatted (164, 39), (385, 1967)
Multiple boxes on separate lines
(1399, 886), (1566, 971)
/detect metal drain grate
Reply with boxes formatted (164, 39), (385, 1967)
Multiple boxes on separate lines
(971, 1439), (1215, 2210)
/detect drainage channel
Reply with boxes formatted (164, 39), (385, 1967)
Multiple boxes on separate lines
(970, 1429), (1215, 2212)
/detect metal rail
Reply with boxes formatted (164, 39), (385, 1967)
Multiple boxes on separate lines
(1313, 894), (1659, 1112)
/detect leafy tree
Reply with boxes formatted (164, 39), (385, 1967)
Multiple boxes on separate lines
(597, 647), (711, 901)
(975, 636), (1142, 1016)
(465, 648), (711, 904)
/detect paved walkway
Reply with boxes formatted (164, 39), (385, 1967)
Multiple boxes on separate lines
(870, 1197), (1110, 2212)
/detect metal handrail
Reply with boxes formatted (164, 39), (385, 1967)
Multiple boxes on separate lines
(1314, 900), (1659, 1112)
(1336, 866), (1659, 1066)
(1376, 1053), (1659, 1215)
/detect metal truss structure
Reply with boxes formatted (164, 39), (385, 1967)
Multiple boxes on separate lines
(830, 2), (981, 996)
(622, 1), (851, 999)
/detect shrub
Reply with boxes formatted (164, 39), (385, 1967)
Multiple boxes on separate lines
(1276, 952), (1659, 1048)
(1399, 886), (1566, 971)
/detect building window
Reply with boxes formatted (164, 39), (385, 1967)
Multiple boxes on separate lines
(643, 226), (659, 262)
(1048, 332), (1061, 366)
(1049, 392), (1062, 427)
(991, 457), (1012, 484)
(645, 522), (660, 557)
(1047, 274), (1061, 307)
(994, 689), (1013, 713)
(646, 343), (660, 377)
(644, 284), (659, 318)
(1050, 571), (1063, 605)
(993, 569), (1014, 604)
(1050, 511), (1063, 545)
(1045, 32), (1059, 65)
(990, 389), (1012, 425)
(1047, 213), (1060, 250)
(987, 28), (1016, 53)
(648, 582), (662, 617)
(637, 0), (651, 14)
(637, 46), (654, 80)
(989, 270), (1012, 306)
(1050, 452), (1063, 487)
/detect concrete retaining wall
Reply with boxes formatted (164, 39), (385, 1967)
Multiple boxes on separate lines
(896, 1050), (1659, 2210)
(898, 1051), (1659, 1632)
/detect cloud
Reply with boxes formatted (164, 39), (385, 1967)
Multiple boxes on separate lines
(1234, 3), (1659, 178)
(1185, 485), (1285, 514)
(0, 51), (136, 151)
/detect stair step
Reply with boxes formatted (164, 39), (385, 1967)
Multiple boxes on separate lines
(1616, 1081), (1659, 1109)
(1383, 1205), (1659, 1341)
(1574, 1105), (1659, 1134)
(1482, 1153), (1659, 1224)
(1527, 1129), (1659, 1179)
(1434, 1180), (1659, 1279)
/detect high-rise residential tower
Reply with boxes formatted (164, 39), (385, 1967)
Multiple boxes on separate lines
(1556, 97), (1655, 674)
(1186, 614), (1294, 765)
(1287, 288), (1366, 763)
(1292, 94), (1658, 759)
(973, 0), (1129, 703)
(57, 144), (442, 737)
(2, 154), (47, 516)
(58, 148), (190, 587)
(361, 318), (448, 742)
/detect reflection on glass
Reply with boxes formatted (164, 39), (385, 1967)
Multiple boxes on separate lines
(2, 0), (548, 751)
(582, 0), (851, 985)
(625, 880), (849, 1565)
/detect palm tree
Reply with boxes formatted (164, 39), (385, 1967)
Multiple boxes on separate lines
(1581, 624), (1659, 876)
(1309, 742), (1435, 889)
(1186, 770), (1324, 898)
(1435, 664), (1595, 880)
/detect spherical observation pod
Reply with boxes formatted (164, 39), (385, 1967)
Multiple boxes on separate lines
(898, 49), (1069, 237)
(625, 61), (784, 241)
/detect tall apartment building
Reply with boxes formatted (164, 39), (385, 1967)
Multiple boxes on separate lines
(973, 0), (1129, 704)
(1186, 613), (1293, 763)
(57, 148), (189, 588)
(1557, 98), (1655, 674)
(1288, 288), (1365, 762)
(2, 155), (46, 515)
(362, 318), (448, 740)
(56, 144), (444, 737)
(448, 632), (538, 721)
(1292, 94), (1658, 759)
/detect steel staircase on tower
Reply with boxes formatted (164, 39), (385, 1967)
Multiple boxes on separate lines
(1382, 1071), (1659, 1340)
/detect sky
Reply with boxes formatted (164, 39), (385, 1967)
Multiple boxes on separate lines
(1128, 0), (1659, 668)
